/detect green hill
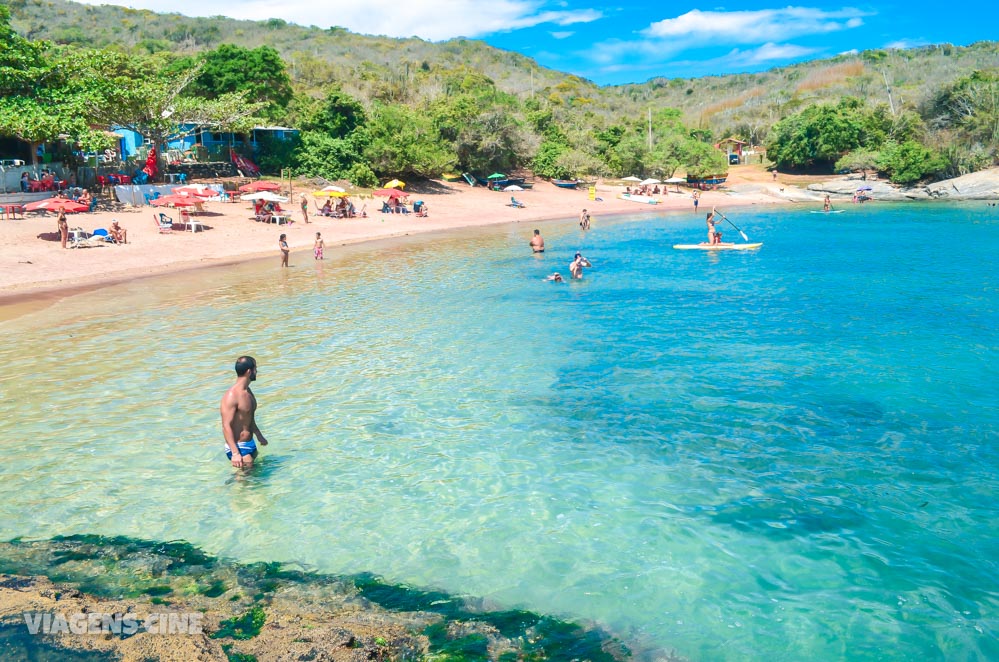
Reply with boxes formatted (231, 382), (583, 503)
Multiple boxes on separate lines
(8, 0), (998, 138)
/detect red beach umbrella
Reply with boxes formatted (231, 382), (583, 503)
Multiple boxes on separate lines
(238, 180), (281, 193)
(373, 188), (406, 199)
(151, 194), (201, 207)
(172, 185), (216, 198)
(24, 198), (89, 213)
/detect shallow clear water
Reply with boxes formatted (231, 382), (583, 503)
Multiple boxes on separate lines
(1, 202), (997, 660)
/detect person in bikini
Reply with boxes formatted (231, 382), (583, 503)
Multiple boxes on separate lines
(220, 356), (269, 468)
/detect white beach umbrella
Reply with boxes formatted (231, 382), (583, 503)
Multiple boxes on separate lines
(241, 191), (289, 202)
(640, 178), (661, 185)
(320, 185), (346, 192)
(621, 176), (642, 182)
(664, 177), (686, 183)
(503, 184), (524, 191)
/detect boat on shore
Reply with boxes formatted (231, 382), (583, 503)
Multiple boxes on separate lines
(552, 179), (581, 189)
(673, 242), (763, 251)
(618, 193), (659, 204)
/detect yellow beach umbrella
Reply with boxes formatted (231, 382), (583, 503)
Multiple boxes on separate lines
(384, 178), (406, 189)
(313, 190), (350, 197)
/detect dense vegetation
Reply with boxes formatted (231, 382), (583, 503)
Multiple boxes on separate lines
(4, 0), (998, 184)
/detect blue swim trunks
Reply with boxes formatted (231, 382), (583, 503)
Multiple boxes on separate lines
(225, 437), (257, 460)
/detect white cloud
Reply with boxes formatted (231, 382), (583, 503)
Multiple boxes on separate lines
(550, 31), (575, 39)
(73, 0), (602, 41)
(643, 7), (869, 43)
(884, 39), (926, 49)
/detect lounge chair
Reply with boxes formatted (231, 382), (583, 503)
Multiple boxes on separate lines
(509, 196), (526, 208)
(153, 213), (173, 233)
(413, 201), (428, 217)
(91, 228), (115, 243)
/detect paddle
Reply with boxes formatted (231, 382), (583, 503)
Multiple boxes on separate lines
(714, 209), (749, 242)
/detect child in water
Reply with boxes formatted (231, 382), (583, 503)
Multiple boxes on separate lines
(314, 232), (324, 260)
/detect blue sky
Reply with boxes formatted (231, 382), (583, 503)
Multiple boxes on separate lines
(77, 1), (998, 85)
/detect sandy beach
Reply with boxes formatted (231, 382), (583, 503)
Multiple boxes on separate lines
(0, 170), (789, 307)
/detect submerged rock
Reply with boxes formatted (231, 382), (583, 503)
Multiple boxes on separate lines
(0, 536), (638, 661)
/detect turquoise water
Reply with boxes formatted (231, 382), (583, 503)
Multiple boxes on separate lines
(1, 202), (997, 660)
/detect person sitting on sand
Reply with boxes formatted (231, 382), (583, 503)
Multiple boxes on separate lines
(77, 188), (91, 207)
(546, 272), (564, 282)
(569, 252), (592, 279)
(109, 219), (127, 244)
(320, 199), (332, 216)
(530, 229), (545, 253)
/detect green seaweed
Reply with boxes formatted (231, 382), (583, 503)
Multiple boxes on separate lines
(212, 605), (266, 640)
(221, 643), (258, 662)
(424, 623), (490, 661)
(198, 580), (228, 598)
(0, 534), (632, 661)
(143, 585), (173, 596)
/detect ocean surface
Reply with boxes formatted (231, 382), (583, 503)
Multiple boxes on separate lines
(1, 202), (997, 660)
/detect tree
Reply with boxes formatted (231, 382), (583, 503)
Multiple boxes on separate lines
(875, 140), (946, 184)
(766, 98), (870, 169)
(835, 148), (881, 176)
(682, 139), (728, 178)
(0, 7), (112, 162)
(363, 102), (455, 177)
(182, 45), (293, 121)
(82, 52), (265, 180)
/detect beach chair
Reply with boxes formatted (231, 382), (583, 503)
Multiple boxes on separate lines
(91, 228), (114, 243)
(509, 196), (526, 208)
(88, 197), (99, 213)
(153, 213), (173, 233)
(413, 201), (428, 217)
(181, 209), (204, 233)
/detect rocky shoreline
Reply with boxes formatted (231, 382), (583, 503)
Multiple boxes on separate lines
(0, 535), (648, 662)
(727, 167), (999, 203)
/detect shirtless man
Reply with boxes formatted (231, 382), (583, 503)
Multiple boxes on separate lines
(530, 229), (545, 253)
(220, 356), (269, 468)
(569, 252), (592, 279)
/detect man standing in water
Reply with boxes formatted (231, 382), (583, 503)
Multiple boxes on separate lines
(220, 356), (269, 468)
(530, 229), (545, 253)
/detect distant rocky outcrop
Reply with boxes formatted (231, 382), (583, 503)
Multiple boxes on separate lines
(728, 168), (999, 203)
(807, 168), (999, 201)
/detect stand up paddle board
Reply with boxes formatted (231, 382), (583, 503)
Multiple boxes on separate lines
(810, 209), (845, 214)
(673, 243), (763, 251)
